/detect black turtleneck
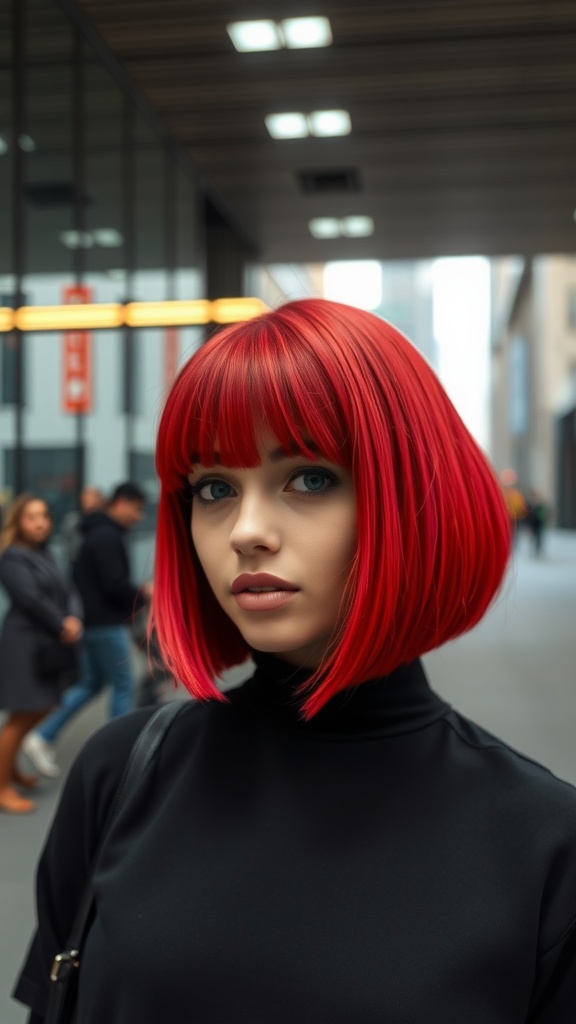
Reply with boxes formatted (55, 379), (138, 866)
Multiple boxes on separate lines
(242, 652), (451, 739)
(14, 657), (576, 1023)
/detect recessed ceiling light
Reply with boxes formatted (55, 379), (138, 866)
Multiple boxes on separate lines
(265, 113), (309, 139)
(308, 110), (352, 137)
(309, 218), (341, 239)
(340, 216), (374, 237)
(227, 20), (283, 52)
(92, 228), (123, 247)
(266, 109), (352, 140)
(59, 230), (94, 249)
(18, 134), (37, 152)
(309, 217), (375, 239)
(281, 17), (332, 49)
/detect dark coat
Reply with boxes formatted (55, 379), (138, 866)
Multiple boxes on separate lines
(73, 511), (145, 626)
(0, 545), (83, 711)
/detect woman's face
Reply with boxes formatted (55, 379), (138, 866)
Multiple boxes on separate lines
(19, 500), (51, 546)
(189, 428), (357, 668)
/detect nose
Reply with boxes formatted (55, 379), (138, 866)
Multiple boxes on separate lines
(229, 492), (281, 556)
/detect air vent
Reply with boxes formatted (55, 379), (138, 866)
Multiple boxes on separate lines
(296, 168), (361, 194)
(24, 182), (92, 208)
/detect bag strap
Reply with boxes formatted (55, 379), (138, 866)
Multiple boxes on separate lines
(47, 701), (187, 1017)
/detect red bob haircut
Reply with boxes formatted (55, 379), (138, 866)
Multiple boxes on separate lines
(153, 298), (511, 718)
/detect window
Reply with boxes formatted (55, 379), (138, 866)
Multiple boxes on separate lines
(128, 450), (158, 533)
(3, 446), (80, 530)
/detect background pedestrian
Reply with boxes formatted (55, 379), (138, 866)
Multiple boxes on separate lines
(0, 494), (83, 813)
(23, 482), (152, 777)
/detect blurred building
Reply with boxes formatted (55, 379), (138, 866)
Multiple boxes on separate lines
(0, 0), (442, 545)
(0, 0), (268, 540)
(490, 256), (576, 527)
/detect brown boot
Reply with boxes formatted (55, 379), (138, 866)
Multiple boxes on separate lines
(0, 786), (36, 814)
(12, 766), (40, 789)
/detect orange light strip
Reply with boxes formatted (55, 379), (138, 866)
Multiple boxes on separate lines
(212, 297), (270, 323)
(124, 299), (212, 327)
(0, 308), (14, 332)
(0, 297), (268, 332)
(15, 304), (124, 331)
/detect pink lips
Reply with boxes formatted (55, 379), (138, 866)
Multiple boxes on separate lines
(231, 573), (299, 612)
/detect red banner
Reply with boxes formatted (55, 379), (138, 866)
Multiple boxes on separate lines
(164, 326), (180, 389)
(62, 285), (93, 413)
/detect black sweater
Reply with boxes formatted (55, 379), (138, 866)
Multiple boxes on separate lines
(14, 656), (576, 1022)
(72, 511), (144, 627)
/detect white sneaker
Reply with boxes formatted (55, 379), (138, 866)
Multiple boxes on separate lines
(22, 732), (60, 778)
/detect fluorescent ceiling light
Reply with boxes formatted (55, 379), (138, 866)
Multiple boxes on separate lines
(308, 109), (351, 137)
(340, 216), (374, 237)
(0, 135), (8, 156)
(281, 17), (332, 48)
(227, 20), (282, 52)
(265, 112), (309, 139)
(92, 228), (123, 247)
(309, 218), (341, 239)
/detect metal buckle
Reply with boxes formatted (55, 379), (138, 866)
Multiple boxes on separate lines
(50, 949), (80, 982)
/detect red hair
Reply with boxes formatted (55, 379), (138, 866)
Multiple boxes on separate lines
(153, 298), (510, 717)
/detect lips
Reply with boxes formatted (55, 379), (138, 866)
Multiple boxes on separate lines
(231, 573), (299, 594)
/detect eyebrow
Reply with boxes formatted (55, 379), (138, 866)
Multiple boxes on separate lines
(189, 441), (321, 467)
(268, 442), (320, 463)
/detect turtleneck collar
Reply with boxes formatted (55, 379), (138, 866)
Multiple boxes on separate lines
(237, 651), (450, 741)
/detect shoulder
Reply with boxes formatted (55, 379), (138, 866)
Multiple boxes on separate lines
(441, 708), (576, 822)
(75, 701), (201, 781)
(77, 702), (194, 775)
(63, 702), (198, 838)
(81, 514), (122, 548)
(0, 545), (26, 565)
(0, 546), (35, 577)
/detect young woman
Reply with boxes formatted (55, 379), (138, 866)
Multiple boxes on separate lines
(14, 300), (576, 1021)
(0, 495), (83, 813)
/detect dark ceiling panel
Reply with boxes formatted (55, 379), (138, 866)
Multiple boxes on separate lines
(70, 0), (576, 261)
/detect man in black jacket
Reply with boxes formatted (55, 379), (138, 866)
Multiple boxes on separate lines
(23, 483), (153, 776)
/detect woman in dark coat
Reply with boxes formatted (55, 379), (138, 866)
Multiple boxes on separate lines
(0, 494), (83, 814)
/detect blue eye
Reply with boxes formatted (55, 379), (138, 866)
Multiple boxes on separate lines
(289, 469), (337, 495)
(190, 479), (235, 505)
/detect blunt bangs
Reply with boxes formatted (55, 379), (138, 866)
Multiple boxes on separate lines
(153, 299), (511, 719)
(155, 315), (356, 490)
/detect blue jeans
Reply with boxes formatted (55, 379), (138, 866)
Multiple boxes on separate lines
(37, 626), (135, 743)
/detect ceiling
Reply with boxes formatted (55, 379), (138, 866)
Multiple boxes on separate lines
(70, 0), (576, 264)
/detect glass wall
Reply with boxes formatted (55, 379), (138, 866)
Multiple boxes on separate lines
(0, 1), (12, 280)
(0, 0), (209, 548)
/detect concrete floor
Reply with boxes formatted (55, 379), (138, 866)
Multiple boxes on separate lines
(1, 527), (575, 1022)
